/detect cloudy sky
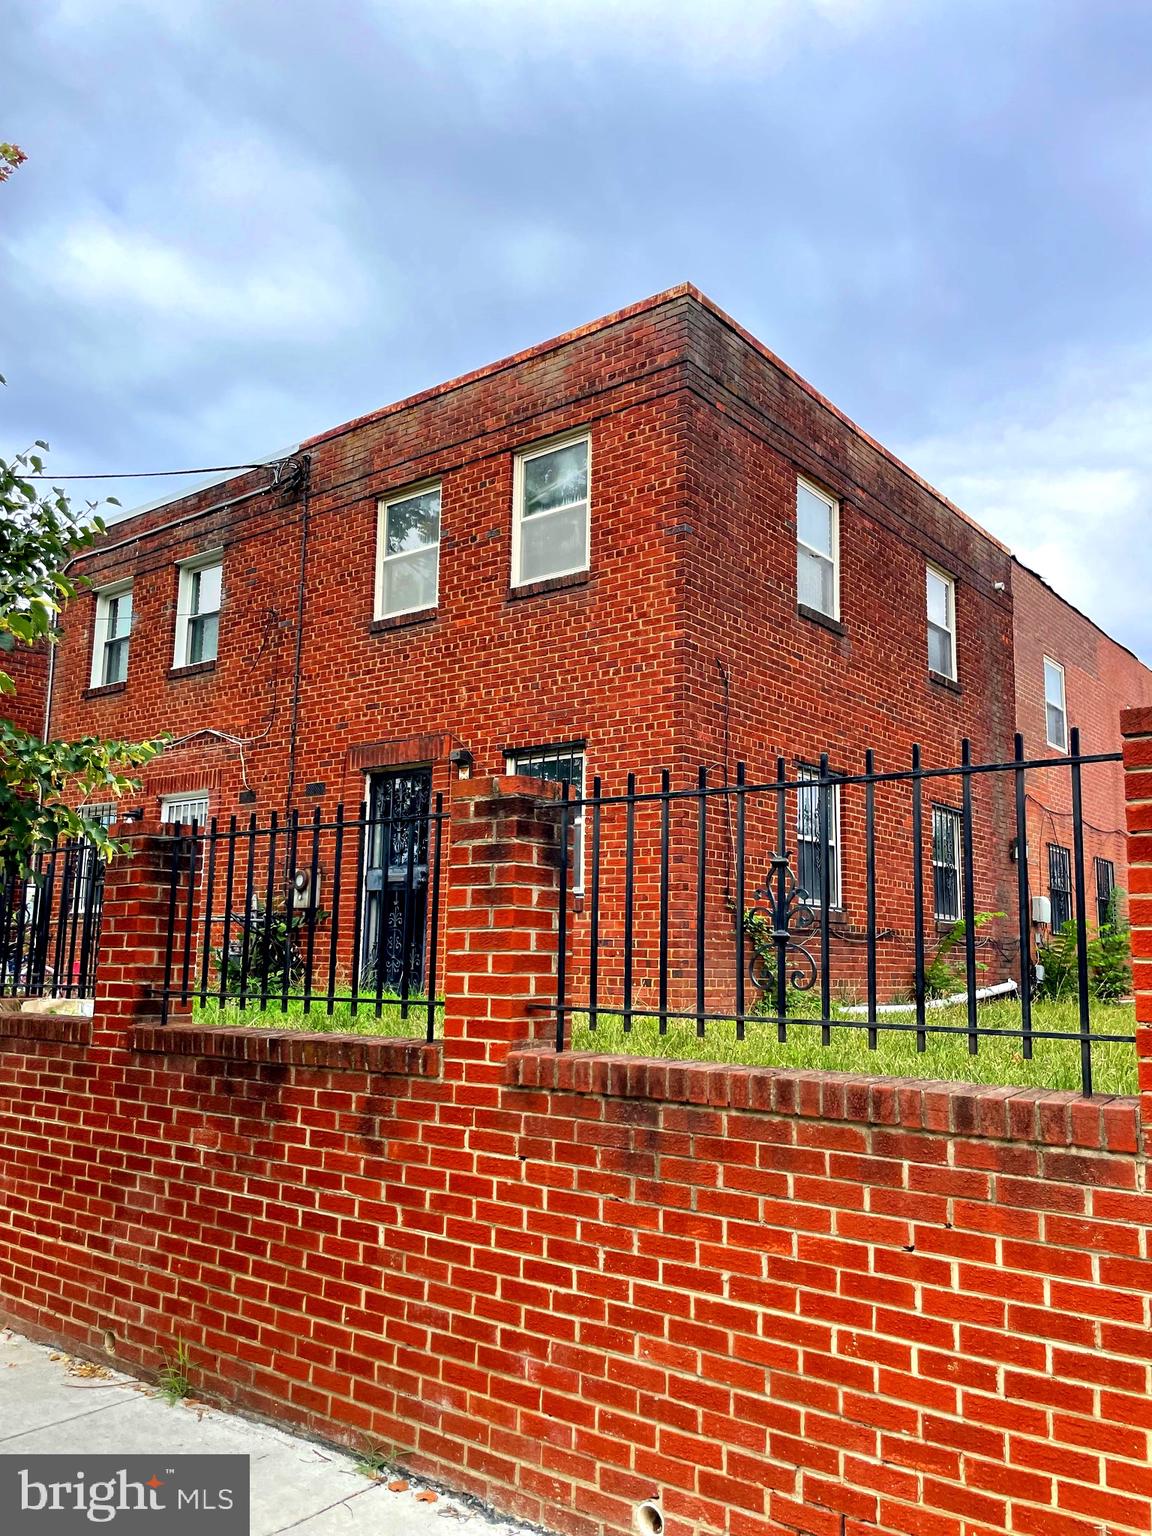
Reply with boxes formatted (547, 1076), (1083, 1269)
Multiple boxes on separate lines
(4, 0), (1151, 657)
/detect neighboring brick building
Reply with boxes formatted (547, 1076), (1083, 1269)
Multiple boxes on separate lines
(29, 285), (1151, 1003)
(1012, 559), (1152, 935)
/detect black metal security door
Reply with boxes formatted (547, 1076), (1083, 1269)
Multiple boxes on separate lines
(362, 767), (432, 994)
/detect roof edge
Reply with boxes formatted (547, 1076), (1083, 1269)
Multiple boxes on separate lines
(301, 281), (1010, 559)
(1011, 555), (1148, 669)
(301, 283), (701, 450)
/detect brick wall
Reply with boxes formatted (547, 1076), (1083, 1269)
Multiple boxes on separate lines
(3, 774), (1152, 1536)
(1, 639), (48, 737)
(1016, 563), (1152, 934)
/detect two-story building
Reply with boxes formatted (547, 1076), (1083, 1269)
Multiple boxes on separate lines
(24, 285), (1152, 1004)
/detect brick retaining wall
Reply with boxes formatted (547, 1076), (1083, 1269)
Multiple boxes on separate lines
(2, 770), (1152, 1536)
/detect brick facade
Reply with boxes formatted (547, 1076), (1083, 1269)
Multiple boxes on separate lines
(1, 638), (47, 737)
(1015, 563), (1152, 938)
(18, 285), (1152, 1001)
(3, 773), (1152, 1536)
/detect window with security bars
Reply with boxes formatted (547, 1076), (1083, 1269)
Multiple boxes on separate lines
(1048, 843), (1073, 932)
(161, 794), (210, 826)
(508, 745), (585, 889)
(1094, 857), (1116, 929)
(796, 767), (841, 907)
(932, 806), (962, 922)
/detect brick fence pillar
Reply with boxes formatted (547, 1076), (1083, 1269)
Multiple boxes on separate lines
(1121, 707), (1152, 1127)
(92, 821), (193, 1047)
(442, 776), (564, 1087)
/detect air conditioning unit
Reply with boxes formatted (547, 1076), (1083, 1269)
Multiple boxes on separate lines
(1031, 895), (1051, 927)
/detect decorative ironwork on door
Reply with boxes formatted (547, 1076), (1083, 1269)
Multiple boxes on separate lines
(362, 768), (432, 994)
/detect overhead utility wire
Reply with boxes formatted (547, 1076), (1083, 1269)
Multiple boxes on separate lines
(22, 463), (272, 480)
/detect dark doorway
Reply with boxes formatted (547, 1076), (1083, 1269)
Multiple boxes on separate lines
(362, 767), (432, 994)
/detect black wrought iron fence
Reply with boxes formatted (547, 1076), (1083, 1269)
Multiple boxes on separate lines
(549, 730), (1134, 1095)
(159, 798), (446, 1038)
(1, 842), (105, 1001)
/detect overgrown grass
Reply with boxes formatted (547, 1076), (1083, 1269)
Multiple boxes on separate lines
(191, 996), (443, 1038)
(189, 994), (1137, 1094)
(569, 998), (1138, 1095)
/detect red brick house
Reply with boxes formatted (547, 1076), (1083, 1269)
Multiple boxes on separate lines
(24, 285), (1152, 1004)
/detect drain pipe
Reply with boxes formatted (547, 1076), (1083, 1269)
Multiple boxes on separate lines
(633, 1500), (663, 1536)
(284, 454), (313, 814)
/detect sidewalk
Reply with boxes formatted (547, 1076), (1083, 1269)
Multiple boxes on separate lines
(0, 1330), (529, 1536)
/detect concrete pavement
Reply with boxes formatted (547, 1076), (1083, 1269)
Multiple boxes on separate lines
(0, 1329), (533, 1536)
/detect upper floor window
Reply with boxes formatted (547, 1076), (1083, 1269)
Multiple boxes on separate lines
(375, 483), (441, 619)
(797, 765), (841, 907)
(1044, 657), (1068, 750)
(174, 554), (222, 667)
(507, 743), (586, 890)
(512, 436), (590, 587)
(90, 582), (132, 688)
(926, 566), (957, 679)
(796, 478), (839, 620)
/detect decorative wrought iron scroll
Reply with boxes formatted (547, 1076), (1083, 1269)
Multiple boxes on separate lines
(746, 847), (818, 1002)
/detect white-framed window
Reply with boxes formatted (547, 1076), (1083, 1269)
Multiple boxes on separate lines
(1044, 657), (1068, 750)
(90, 581), (133, 687)
(375, 483), (441, 619)
(160, 793), (210, 826)
(926, 565), (957, 679)
(507, 744), (586, 891)
(511, 434), (590, 588)
(796, 765), (841, 907)
(174, 554), (223, 667)
(171, 556), (222, 669)
(932, 806), (963, 922)
(796, 477), (839, 620)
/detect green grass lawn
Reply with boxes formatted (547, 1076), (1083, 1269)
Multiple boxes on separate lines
(191, 996), (443, 1038)
(569, 998), (1138, 1095)
(188, 995), (1136, 1095)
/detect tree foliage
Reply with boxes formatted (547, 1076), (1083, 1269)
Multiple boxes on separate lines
(0, 445), (162, 875)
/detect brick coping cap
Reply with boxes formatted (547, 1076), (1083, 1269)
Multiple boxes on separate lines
(1121, 705), (1152, 736)
(508, 1048), (1140, 1152)
(131, 1024), (441, 1075)
(0, 1011), (92, 1046)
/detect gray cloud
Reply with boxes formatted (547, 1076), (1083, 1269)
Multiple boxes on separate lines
(3, 0), (1150, 657)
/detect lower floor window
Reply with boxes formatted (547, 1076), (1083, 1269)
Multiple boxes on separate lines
(161, 793), (210, 826)
(1048, 843), (1073, 932)
(1094, 857), (1116, 928)
(932, 806), (962, 922)
(796, 766), (841, 908)
(507, 744), (585, 891)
